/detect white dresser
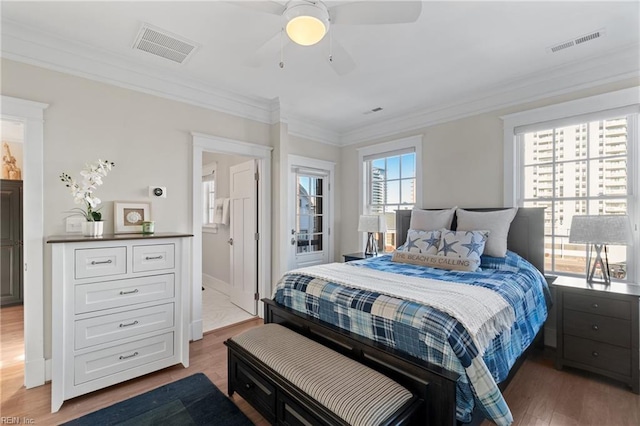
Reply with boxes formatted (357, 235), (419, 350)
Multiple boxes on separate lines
(48, 233), (192, 412)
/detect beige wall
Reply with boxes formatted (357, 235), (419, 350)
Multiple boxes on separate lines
(1, 58), (271, 357)
(339, 77), (640, 255)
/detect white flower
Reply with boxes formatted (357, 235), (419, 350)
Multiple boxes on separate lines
(60, 159), (115, 221)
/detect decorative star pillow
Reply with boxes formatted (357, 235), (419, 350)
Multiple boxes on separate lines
(436, 229), (489, 271)
(398, 229), (441, 255)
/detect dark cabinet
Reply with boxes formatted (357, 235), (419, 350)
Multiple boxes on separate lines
(1, 179), (23, 306)
(552, 276), (639, 393)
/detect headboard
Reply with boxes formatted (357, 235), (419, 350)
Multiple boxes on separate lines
(396, 208), (545, 274)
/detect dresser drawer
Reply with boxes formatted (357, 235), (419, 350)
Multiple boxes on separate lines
(75, 274), (175, 314)
(564, 309), (631, 348)
(75, 247), (127, 279)
(563, 335), (630, 376)
(74, 332), (174, 385)
(74, 303), (174, 350)
(133, 244), (175, 273)
(564, 292), (631, 320)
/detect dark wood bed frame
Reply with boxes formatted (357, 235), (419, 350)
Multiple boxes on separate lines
(264, 207), (545, 426)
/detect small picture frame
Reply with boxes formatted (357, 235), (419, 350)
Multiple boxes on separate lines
(114, 201), (151, 234)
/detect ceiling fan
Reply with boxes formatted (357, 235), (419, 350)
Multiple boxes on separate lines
(234, 1), (423, 75)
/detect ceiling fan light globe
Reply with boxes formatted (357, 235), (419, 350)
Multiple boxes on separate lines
(286, 16), (326, 46)
(283, 1), (329, 46)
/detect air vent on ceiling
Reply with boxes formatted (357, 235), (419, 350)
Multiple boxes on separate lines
(547, 28), (606, 54)
(132, 23), (199, 64)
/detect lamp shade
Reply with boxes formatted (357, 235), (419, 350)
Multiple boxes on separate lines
(569, 215), (633, 245)
(358, 215), (387, 233)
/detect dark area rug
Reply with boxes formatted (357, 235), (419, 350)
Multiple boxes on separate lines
(61, 373), (254, 426)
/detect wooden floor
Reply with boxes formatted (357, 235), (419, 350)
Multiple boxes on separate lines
(1, 304), (639, 425)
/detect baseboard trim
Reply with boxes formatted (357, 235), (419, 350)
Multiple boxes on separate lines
(24, 357), (47, 388)
(202, 274), (230, 295)
(190, 319), (203, 342)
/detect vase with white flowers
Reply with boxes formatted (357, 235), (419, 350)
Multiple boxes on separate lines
(60, 159), (115, 237)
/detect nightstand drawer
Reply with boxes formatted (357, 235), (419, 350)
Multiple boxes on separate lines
(564, 292), (631, 320)
(564, 335), (630, 376)
(564, 310), (630, 347)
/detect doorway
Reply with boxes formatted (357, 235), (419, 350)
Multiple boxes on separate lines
(288, 155), (335, 271)
(1, 96), (48, 388)
(200, 153), (256, 332)
(191, 133), (272, 341)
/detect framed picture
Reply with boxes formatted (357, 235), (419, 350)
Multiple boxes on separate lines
(114, 201), (151, 233)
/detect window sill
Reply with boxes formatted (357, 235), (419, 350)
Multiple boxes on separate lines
(203, 225), (218, 234)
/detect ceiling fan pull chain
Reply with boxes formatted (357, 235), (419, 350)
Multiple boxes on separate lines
(279, 28), (285, 69)
(328, 29), (333, 63)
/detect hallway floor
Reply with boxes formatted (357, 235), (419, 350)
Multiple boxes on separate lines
(201, 282), (255, 333)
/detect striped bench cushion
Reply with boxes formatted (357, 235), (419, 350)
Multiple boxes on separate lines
(231, 323), (414, 426)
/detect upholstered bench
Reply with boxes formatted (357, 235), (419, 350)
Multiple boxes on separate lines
(225, 323), (423, 426)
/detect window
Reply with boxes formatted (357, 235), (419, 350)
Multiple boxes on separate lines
(359, 136), (422, 252)
(202, 162), (216, 232)
(504, 88), (639, 282)
(519, 116), (635, 279)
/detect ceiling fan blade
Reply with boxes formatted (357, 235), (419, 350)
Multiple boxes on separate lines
(327, 38), (356, 76)
(226, 1), (285, 16)
(243, 30), (288, 68)
(330, 1), (422, 25)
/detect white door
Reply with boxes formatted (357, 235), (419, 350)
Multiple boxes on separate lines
(229, 160), (258, 315)
(289, 167), (331, 269)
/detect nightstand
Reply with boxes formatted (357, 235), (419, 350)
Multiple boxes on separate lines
(343, 252), (377, 262)
(552, 275), (640, 393)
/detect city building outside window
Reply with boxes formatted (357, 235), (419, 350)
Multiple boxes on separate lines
(359, 136), (422, 252)
(517, 114), (637, 280)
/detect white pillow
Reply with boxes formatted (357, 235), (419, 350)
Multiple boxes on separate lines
(436, 229), (489, 270)
(398, 229), (441, 255)
(409, 207), (457, 232)
(455, 208), (518, 257)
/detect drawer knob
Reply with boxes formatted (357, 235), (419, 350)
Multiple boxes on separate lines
(592, 351), (599, 357)
(119, 320), (139, 328)
(591, 303), (599, 309)
(119, 289), (139, 295)
(90, 259), (113, 265)
(119, 351), (139, 360)
(592, 324), (599, 331)
(145, 255), (163, 260)
(244, 383), (253, 390)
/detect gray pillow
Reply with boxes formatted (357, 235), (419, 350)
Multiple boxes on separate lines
(409, 207), (456, 231)
(455, 208), (518, 257)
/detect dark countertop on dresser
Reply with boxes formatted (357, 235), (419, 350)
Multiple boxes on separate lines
(47, 232), (193, 244)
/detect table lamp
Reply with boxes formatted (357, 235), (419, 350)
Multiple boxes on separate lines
(358, 214), (387, 256)
(569, 215), (633, 285)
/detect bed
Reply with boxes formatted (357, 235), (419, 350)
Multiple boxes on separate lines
(264, 207), (549, 425)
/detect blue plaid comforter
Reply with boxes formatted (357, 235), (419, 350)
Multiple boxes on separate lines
(273, 251), (549, 425)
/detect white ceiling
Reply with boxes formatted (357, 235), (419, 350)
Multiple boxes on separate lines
(2, 1), (639, 145)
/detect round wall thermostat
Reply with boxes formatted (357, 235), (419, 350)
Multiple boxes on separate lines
(153, 187), (164, 197)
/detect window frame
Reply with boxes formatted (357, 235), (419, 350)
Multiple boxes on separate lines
(503, 87), (640, 282)
(202, 161), (217, 234)
(358, 135), (423, 252)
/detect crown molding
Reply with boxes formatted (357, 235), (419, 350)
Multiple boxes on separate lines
(2, 19), (638, 149)
(1, 20), (274, 125)
(339, 43), (640, 146)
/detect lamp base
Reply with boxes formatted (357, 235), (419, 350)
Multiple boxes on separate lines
(587, 243), (611, 285)
(364, 232), (378, 256)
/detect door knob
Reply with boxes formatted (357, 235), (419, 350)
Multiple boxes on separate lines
(227, 238), (233, 245)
